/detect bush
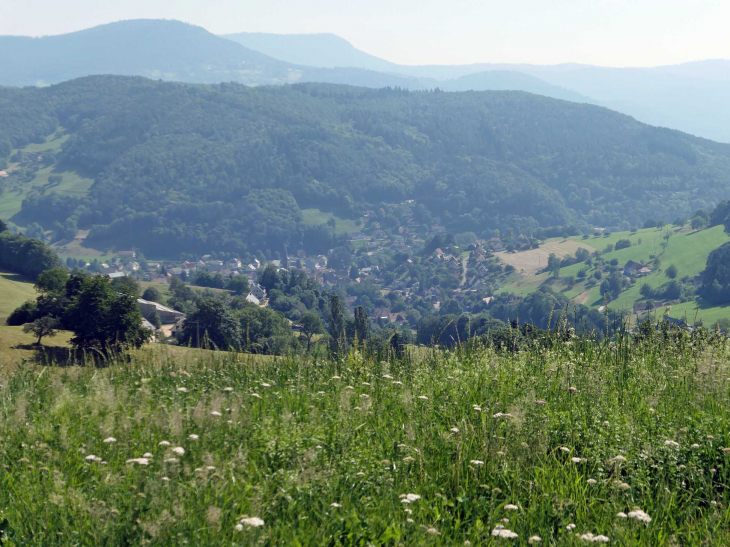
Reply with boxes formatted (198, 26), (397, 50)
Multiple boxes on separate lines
(615, 239), (631, 250)
(6, 300), (38, 326)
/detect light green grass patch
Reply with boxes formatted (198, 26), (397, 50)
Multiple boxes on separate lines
(301, 208), (362, 234)
(0, 269), (37, 322)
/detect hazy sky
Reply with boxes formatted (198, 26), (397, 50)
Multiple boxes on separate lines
(1, 0), (728, 67)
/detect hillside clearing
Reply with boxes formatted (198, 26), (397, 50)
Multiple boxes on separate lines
(0, 269), (37, 323)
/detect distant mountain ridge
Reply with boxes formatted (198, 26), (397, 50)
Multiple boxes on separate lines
(2, 20), (730, 141)
(0, 20), (589, 106)
(223, 32), (730, 142)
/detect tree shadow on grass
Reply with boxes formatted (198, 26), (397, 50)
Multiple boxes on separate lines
(11, 344), (108, 367)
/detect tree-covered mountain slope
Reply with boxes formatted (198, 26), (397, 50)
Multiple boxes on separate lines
(2, 76), (730, 258)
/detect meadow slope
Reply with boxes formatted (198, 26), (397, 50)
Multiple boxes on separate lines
(1, 337), (730, 545)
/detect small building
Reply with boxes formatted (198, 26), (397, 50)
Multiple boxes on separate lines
(106, 272), (127, 279)
(245, 293), (261, 306)
(117, 250), (136, 258)
(0, 170), (8, 178)
(250, 283), (266, 300)
(136, 298), (185, 324)
(623, 260), (643, 277)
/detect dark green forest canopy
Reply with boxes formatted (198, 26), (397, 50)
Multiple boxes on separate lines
(2, 76), (730, 257)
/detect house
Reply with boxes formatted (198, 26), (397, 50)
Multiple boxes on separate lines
(136, 298), (185, 324)
(106, 272), (127, 279)
(117, 250), (136, 259)
(0, 170), (8, 178)
(246, 293), (261, 306)
(250, 283), (266, 300)
(388, 312), (408, 324)
(623, 260), (643, 277)
(372, 307), (392, 320)
(637, 267), (652, 277)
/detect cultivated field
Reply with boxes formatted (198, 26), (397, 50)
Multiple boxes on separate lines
(2, 336), (730, 545)
(0, 269), (36, 323)
(496, 240), (596, 277)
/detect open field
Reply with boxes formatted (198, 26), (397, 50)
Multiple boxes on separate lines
(301, 207), (362, 234)
(1, 336), (730, 545)
(1, 130), (93, 222)
(0, 269), (37, 323)
(498, 225), (730, 324)
(495, 239), (596, 277)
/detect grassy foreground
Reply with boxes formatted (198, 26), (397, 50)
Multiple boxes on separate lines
(2, 336), (730, 545)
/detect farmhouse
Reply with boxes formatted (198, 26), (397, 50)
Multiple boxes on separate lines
(0, 170), (8, 178)
(250, 283), (266, 299)
(117, 250), (136, 258)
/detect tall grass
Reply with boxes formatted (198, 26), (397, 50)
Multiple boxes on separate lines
(1, 331), (730, 545)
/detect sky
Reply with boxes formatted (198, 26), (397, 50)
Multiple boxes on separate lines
(0, 0), (728, 67)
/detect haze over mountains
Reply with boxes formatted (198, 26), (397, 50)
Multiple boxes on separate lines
(2, 19), (729, 142)
(227, 32), (730, 143)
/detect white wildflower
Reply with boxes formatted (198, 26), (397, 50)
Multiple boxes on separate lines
(405, 493), (421, 502)
(345, 386), (354, 390)
(126, 458), (150, 466)
(571, 457), (582, 463)
(664, 440), (680, 448)
(360, 394), (370, 399)
(223, 387), (234, 392)
(450, 427), (460, 433)
(392, 381), (403, 386)
(566, 523), (576, 531)
(330, 376), (341, 381)
(470, 460), (484, 466)
(587, 479), (597, 484)
(211, 411), (222, 417)
(628, 509), (651, 523)
(172, 447), (185, 456)
(504, 504), (519, 511)
(473, 405), (482, 412)
(579, 533), (610, 543)
(616, 512), (627, 519)
(559, 446), (571, 453)
(491, 525), (518, 538)
(103, 437), (117, 444)
(251, 393), (261, 399)
(177, 387), (188, 393)
(261, 383), (271, 388)
(403, 456), (415, 463)
(418, 395), (428, 400)
(240, 517), (265, 527)
(158, 440), (171, 447)
(188, 434), (199, 440)
(612, 455), (627, 462)
(528, 536), (542, 544)
(331, 503), (341, 508)
(143, 452), (153, 458)
(85, 455), (102, 462)
(492, 412), (513, 419)
(164, 458), (179, 463)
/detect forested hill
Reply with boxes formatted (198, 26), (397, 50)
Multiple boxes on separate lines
(2, 76), (730, 258)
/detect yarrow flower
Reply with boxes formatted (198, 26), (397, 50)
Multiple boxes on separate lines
(172, 447), (185, 456)
(504, 504), (519, 511)
(559, 446), (571, 453)
(188, 434), (199, 440)
(330, 503), (341, 508)
(528, 536), (542, 544)
(158, 440), (171, 447)
(571, 457), (582, 463)
(211, 411), (222, 417)
(492, 412), (513, 419)
(579, 533), (610, 543)
(664, 440), (680, 448)
(417, 395), (428, 400)
(566, 523), (576, 531)
(587, 479), (597, 485)
(400, 493), (421, 503)
(616, 512), (627, 519)
(450, 427), (460, 433)
(85, 454), (102, 462)
(103, 437), (117, 444)
(223, 387), (234, 392)
(126, 458), (150, 466)
(628, 509), (651, 523)
(239, 517), (265, 528)
(491, 525), (518, 538)
(470, 460), (484, 466)
(177, 387), (188, 393)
